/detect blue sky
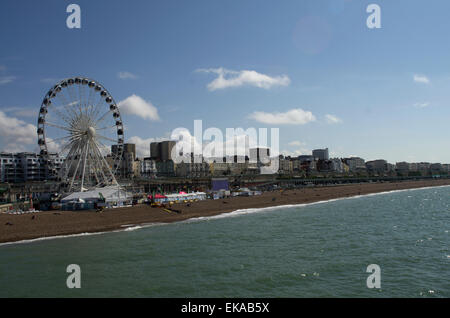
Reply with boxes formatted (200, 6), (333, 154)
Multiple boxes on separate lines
(0, 0), (449, 163)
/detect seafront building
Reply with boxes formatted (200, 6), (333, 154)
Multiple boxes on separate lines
(140, 157), (157, 178)
(343, 157), (366, 173)
(0, 152), (63, 183)
(330, 158), (345, 174)
(365, 160), (388, 174)
(396, 161), (411, 175)
(107, 143), (140, 179)
(1, 142), (449, 184)
(278, 155), (293, 175)
(249, 147), (271, 164)
(150, 141), (176, 161)
(312, 148), (329, 161)
(176, 161), (210, 178)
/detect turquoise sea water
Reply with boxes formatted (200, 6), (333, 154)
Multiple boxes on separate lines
(0, 186), (449, 298)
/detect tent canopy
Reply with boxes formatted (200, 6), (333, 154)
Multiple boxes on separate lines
(62, 186), (130, 203)
(150, 192), (207, 203)
(148, 194), (167, 199)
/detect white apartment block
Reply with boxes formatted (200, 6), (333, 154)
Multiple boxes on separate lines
(0, 152), (63, 183)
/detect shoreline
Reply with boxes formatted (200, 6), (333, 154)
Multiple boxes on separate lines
(1, 179), (450, 245)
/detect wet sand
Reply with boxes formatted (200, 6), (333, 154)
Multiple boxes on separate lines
(1, 179), (449, 244)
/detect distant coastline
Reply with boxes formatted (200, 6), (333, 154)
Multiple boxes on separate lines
(1, 179), (450, 245)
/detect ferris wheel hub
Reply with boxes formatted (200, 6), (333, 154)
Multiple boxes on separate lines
(87, 126), (96, 138)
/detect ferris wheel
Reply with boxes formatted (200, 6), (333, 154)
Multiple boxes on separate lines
(37, 77), (124, 193)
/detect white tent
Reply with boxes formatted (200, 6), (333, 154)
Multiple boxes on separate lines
(61, 186), (130, 205)
(154, 192), (207, 203)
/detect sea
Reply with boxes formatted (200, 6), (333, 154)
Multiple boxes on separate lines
(0, 186), (448, 298)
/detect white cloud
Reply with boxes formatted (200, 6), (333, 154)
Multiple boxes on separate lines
(197, 67), (290, 91)
(128, 126), (279, 161)
(117, 94), (160, 121)
(126, 135), (170, 158)
(171, 127), (277, 161)
(205, 132), (257, 159)
(118, 71), (138, 80)
(3, 107), (37, 118)
(325, 114), (343, 124)
(127, 130), (204, 161)
(0, 76), (16, 85)
(249, 108), (316, 125)
(282, 148), (311, 157)
(414, 102), (430, 108)
(170, 128), (203, 158)
(46, 137), (62, 153)
(288, 141), (305, 147)
(0, 111), (36, 152)
(413, 74), (430, 84)
(41, 78), (61, 84)
(283, 140), (310, 157)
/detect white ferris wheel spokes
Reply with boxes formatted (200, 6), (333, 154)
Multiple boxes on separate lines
(37, 77), (124, 193)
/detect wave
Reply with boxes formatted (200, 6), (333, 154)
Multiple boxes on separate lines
(2, 184), (448, 246)
(123, 225), (143, 231)
(181, 184), (450, 224)
(0, 231), (108, 247)
(0, 222), (166, 247)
